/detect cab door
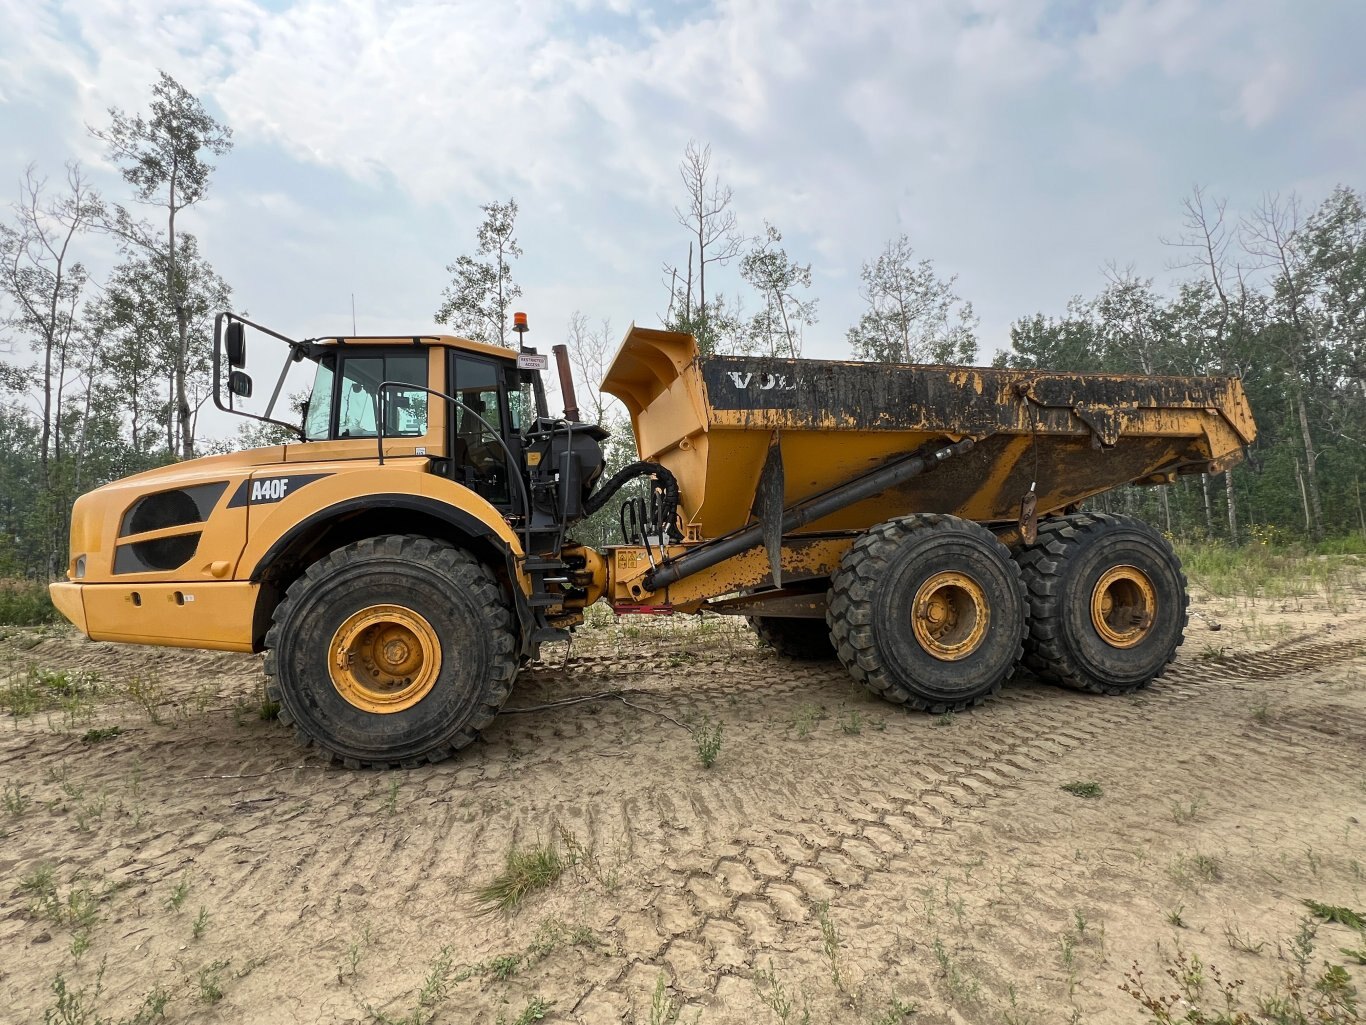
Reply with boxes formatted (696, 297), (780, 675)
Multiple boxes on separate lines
(447, 352), (517, 508)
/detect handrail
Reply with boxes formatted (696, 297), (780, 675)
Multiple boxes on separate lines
(376, 381), (534, 554)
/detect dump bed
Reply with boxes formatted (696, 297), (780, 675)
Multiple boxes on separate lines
(602, 327), (1256, 538)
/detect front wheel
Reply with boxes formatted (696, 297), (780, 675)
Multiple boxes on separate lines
(827, 514), (1027, 712)
(1014, 512), (1187, 694)
(264, 534), (518, 768)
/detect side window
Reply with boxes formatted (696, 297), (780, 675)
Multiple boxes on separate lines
(451, 355), (510, 504)
(335, 354), (429, 439)
(304, 358), (335, 441)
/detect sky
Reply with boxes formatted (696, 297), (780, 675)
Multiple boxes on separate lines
(1, 0), (1364, 387)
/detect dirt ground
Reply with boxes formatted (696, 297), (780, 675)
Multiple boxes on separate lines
(2, 566), (1365, 1025)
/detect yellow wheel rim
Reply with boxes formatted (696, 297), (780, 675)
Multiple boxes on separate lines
(1090, 565), (1157, 649)
(911, 571), (990, 662)
(328, 604), (442, 714)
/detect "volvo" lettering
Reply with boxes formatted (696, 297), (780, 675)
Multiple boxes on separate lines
(251, 478), (290, 502)
(726, 371), (797, 391)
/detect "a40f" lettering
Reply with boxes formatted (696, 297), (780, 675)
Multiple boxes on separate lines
(251, 478), (290, 502)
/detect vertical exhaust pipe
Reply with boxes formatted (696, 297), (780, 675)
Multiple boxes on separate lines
(553, 343), (581, 422)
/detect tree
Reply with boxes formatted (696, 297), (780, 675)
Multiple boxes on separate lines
(435, 199), (522, 347)
(91, 71), (233, 460)
(740, 222), (818, 358)
(666, 141), (743, 354)
(996, 300), (1102, 371)
(0, 164), (103, 486)
(847, 235), (978, 364)
(1243, 193), (1329, 542)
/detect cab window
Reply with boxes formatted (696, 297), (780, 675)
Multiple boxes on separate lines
(451, 354), (511, 504)
(333, 353), (428, 439)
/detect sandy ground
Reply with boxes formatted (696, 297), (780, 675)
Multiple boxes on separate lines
(2, 567), (1365, 1025)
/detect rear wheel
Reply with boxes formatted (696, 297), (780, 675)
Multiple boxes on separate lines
(827, 514), (1027, 712)
(264, 534), (518, 768)
(1014, 512), (1187, 694)
(747, 615), (836, 661)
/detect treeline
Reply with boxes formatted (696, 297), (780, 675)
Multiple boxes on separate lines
(996, 188), (1366, 545)
(0, 73), (234, 577)
(2, 91), (1361, 580)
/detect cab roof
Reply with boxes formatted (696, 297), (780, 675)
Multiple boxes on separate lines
(315, 334), (523, 361)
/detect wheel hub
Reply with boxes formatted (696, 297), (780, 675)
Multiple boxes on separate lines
(911, 571), (990, 661)
(1090, 565), (1156, 648)
(329, 604), (441, 713)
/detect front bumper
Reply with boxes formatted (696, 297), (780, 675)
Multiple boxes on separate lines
(46, 581), (260, 653)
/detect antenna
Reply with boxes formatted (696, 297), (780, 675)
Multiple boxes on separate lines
(351, 294), (357, 334)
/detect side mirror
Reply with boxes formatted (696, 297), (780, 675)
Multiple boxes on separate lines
(225, 322), (246, 368)
(228, 371), (253, 398)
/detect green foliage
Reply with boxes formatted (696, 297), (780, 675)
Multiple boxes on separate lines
(475, 838), (570, 913)
(1060, 780), (1103, 799)
(434, 199), (521, 347)
(847, 234), (978, 365)
(1303, 900), (1366, 931)
(694, 717), (723, 769)
(0, 580), (58, 624)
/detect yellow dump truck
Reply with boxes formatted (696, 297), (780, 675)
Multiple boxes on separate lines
(50, 313), (1255, 767)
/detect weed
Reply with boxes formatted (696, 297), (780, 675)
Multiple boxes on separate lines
(497, 998), (550, 1025)
(486, 954), (520, 981)
(694, 717), (723, 769)
(792, 703), (825, 738)
(1170, 797), (1204, 824)
(1166, 905), (1186, 928)
(932, 937), (980, 1004)
(125, 675), (166, 724)
(872, 997), (918, 1024)
(192, 906), (209, 941)
(1073, 908), (1088, 938)
(934, 710), (956, 728)
(753, 961), (809, 1024)
(417, 947), (455, 1010)
(1250, 700), (1273, 725)
(198, 959), (229, 1004)
(1341, 940), (1366, 965)
(649, 974), (679, 1025)
(476, 839), (568, 912)
(1302, 899), (1365, 930)
(840, 710), (863, 735)
(41, 962), (106, 1025)
(815, 901), (844, 992)
(4, 781), (30, 816)
(80, 726), (122, 744)
(1059, 932), (1077, 970)
(69, 927), (92, 961)
(1123, 925), (1359, 1023)
(385, 779), (400, 816)
(1223, 923), (1265, 954)
(1193, 853), (1222, 881)
(166, 873), (190, 911)
(1060, 780), (1102, 799)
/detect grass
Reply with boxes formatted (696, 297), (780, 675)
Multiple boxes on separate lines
(932, 937), (981, 1004)
(475, 837), (573, 913)
(0, 579), (58, 625)
(1, 665), (104, 717)
(1060, 780), (1103, 799)
(1175, 539), (1348, 598)
(815, 901), (844, 992)
(166, 872), (191, 911)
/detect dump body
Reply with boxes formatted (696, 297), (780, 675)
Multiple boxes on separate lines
(602, 326), (1256, 541)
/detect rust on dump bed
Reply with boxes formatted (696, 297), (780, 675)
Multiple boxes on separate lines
(602, 326), (1256, 540)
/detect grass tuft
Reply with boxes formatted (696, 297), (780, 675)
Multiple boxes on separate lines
(1060, 780), (1103, 799)
(475, 839), (570, 913)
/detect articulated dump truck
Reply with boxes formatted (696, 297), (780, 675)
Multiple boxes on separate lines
(50, 314), (1256, 767)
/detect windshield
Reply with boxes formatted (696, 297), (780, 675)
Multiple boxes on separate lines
(305, 351), (428, 440)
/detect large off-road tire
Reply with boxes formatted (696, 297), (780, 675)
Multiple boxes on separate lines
(1014, 512), (1188, 695)
(827, 514), (1027, 712)
(264, 534), (518, 768)
(747, 615), (836, 661)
